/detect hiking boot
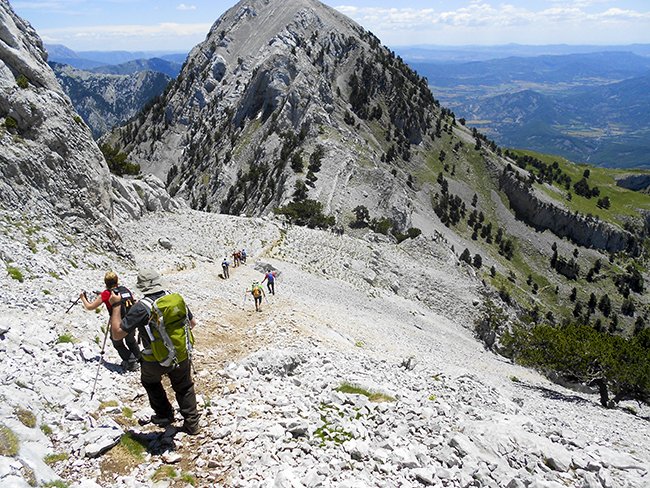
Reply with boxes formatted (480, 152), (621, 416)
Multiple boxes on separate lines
(126, 358), (140, 371)
(181, 422), (201, 435)
(150, 415), (174, 427)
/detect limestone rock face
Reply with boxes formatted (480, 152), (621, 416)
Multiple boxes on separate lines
(111, 174), (187, 221)
(0, 1), (184, 254)
(107, 0), (438, 232)
(0, 0), (114, 237)
(498, 168), (638, 255)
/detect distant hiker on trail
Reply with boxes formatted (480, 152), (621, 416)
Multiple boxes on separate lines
(108, 269), (201, 435)
(222, 258), (230, 279)
(261, 270), (276, 295)
(80, 271), (141, 372)
(232, 250), (240, 267)
(246, 281), (266, 312)
(241, 249), (247, 264)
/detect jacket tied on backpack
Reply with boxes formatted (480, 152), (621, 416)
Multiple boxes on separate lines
(139, 293), (194, 368)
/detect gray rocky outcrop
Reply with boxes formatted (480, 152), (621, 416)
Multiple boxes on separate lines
(0, 0), (118, 247)
(498, 166), (639, 255)
(111, 174), (186, 221)
(615, 173), (650, 192)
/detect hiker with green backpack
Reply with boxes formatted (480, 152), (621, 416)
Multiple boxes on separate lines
(108, 268), (201, 435)
(246, 281), (266, 312)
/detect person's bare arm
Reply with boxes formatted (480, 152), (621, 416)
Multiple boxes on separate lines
(81, 292), (103, 311)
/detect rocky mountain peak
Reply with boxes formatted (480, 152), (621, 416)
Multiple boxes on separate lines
(105, 0), (440, 231)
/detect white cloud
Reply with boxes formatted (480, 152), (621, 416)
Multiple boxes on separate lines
(333, 3), (650, 45)
(39, 22), (212, 50)
(176, 4), (196, 10)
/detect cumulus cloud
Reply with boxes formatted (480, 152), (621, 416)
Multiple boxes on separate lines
(38, 22), (212, 50)
(176, 4), (196, 10)
(333, 3), (650, 45)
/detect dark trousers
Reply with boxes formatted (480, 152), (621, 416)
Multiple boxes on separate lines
(267, 280), (275, 295)
(140, 358), (199, 426)
(112, 329), (140, 362)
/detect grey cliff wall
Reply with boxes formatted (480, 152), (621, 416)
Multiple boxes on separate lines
(0, 0), (113, 225)
(498, 168), (639, 255)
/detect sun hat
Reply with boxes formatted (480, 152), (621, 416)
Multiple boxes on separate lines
(136, 268), (168, 294)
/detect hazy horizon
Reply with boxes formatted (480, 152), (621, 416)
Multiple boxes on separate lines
(13, 0), (650, 52)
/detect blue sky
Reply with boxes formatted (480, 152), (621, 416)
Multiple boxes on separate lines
(11, 0), (650, 52)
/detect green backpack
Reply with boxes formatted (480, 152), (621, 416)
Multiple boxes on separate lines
(141, 293), (194, 367)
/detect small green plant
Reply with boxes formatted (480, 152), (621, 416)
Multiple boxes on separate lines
(16, 74), (29, 88)
(43, 290), (51, 295)
(44, 481), (70, 488)
(99, 400), (119, 410)
(44, 452), (69, 465)
(180, 473), (196, 485)
(509, 375), (520, 382)
(0, 425), (19, 456)
(120, 432), (148, 460)
(122, 407), (134, 419)
(152, 465), (178, 482)
(428, 395), (437, 401)
(73, 116), (83, 125)
(3, 116), (17, 130)
(56, 333), (75, 344)
(15, 407), (36, 428)
(41, 424), (53, 435)
(354, 341), (363, 348)
(335, 382), (396, 403)
(7, 266), (24, 282)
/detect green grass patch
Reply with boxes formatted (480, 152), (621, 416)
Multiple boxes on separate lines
(335, 381), (396, 403)
(44, 481), (70, 488)
(120, 432), (148, 460)
(152, 466), (178, 482)
(0, 425), (19, 456)
(99, 400), (119, 410)
(44, 452), (69, 465)
(15, 407), (36, 428)
(7, 266), (24, 282)
(56, 333), (75, 344)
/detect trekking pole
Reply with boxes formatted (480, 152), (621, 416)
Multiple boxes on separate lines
(66, 293), (84, 314)
(90, 320), (111, 400)
(189, 355), (211, 418)
(186, 325), (212, 425)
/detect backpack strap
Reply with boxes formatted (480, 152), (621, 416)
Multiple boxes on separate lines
(139, 297), (155, 342)
(150, 298), (178, 368)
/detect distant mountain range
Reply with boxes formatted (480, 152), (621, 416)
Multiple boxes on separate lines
(394, 43), (650, 63)
(45, 43), (187, 71)
(399, 48), (650, 168)
(45, 41), (650, 168)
